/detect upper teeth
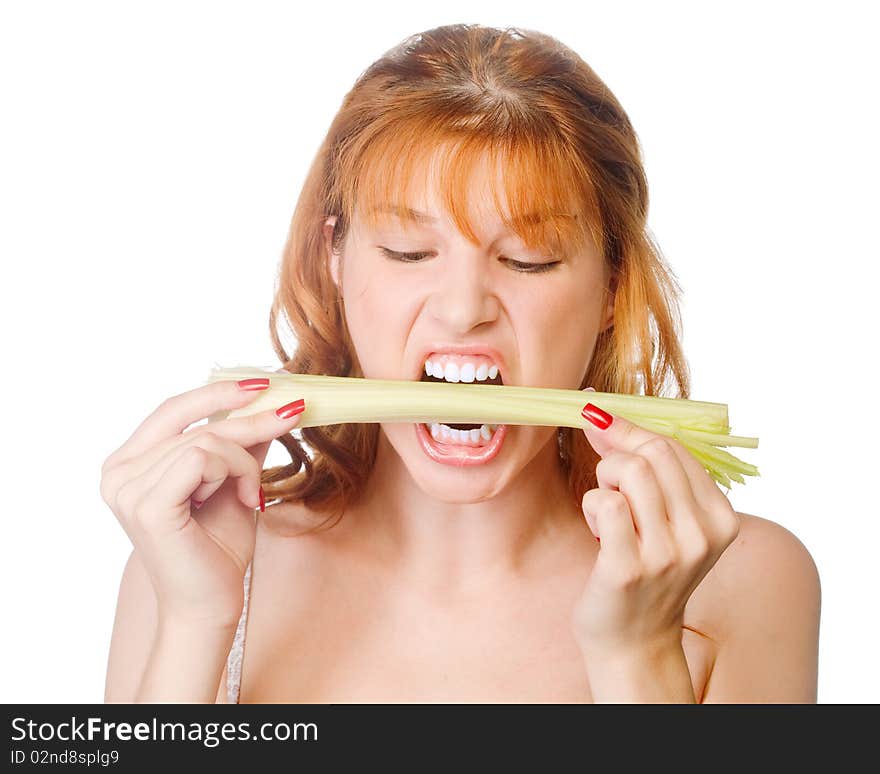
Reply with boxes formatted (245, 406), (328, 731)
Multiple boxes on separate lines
(424, 354), (500, 383)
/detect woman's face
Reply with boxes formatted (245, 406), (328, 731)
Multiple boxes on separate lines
(324, 156), (614, 503)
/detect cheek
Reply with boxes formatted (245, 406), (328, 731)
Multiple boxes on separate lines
(342, 264), (419, 377)
(344, 260), (391, 327)
(519, 287), (600, 385)
(344, 257), (415, 317)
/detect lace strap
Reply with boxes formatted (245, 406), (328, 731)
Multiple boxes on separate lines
(225, 560), (253, 704)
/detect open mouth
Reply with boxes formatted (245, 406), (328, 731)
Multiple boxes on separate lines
(418, 367), (504, 435)
(414, 365), (508, 465)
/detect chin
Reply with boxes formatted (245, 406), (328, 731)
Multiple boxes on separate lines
(407, 470), (508, 504)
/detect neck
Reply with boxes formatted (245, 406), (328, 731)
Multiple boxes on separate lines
(341, 428), (589, 595)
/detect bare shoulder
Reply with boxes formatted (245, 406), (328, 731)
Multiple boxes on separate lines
(730, 511), (819, 576)
(688, 511), (822, 702)
(701, 512), (819, 629)
(689, 512), (821, 633)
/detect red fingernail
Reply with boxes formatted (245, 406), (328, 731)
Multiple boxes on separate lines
(582, 402), (613, 430)
(238, 378), (270, 391)
(258, 486), (265, 513)
(192, 499), (204, 510)
(596, 536), (600, 542)
(275, 398), (305, 419)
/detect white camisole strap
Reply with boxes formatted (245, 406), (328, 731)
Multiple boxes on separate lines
(225, 559), (253, 704)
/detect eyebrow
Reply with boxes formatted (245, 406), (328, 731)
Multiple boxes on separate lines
(372, 204), (576, 228)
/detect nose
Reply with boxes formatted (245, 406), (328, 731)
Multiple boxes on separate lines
(426, 250), (500, 333)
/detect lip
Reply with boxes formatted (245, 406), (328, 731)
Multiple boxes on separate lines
(415, 421), (508, 466)
(414, 343), (509, 384)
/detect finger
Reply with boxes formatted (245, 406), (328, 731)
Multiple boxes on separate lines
(137, 432), (264, 513)
(245, 439), (273, 470)
(141, 397), (304, 484)
(628, 436), (697, 525)
(187, 435), (264, 508)
(595, 451), (674, 560)
(581, 402), (729, 514)
(659, 435), (736, 514)
(190, 398), (306, 455)
(627, 434), (712, 552)
(104, 378), (275, 469)
(103, 398), (304, 502)
(581, 402), (655, 460)
(128, 445), (231, 535)
(581, 488), (639, 563)
(629, 436), (738, 564)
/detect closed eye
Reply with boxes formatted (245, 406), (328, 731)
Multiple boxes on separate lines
(505, 258), (560, 274)
(379, 247), (560, 273)
(380, 247), (432, 263)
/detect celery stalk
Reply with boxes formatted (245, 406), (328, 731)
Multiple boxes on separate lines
(206, 366), (760, 487)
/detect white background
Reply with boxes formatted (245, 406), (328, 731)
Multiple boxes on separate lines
(2, 0), (877, 702)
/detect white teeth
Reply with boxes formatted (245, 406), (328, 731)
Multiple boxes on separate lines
(428, 422), (498, 446)
(443, 362), (460, 382)
(423, 357), (501, 383)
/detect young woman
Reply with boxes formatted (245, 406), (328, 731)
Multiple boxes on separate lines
(101, 24), (820, 703)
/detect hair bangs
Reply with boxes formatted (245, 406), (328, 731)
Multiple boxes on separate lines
(341, 115), (604, 261)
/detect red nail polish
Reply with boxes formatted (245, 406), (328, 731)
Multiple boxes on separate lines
(275, 398), (305, 419)
(258, 486), (265, 513)
(238, 378), (270, 391)
(582, 402), (613, 430)
(192, 499), (204, 510)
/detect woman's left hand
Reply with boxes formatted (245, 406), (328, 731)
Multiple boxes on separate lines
(572, 393), (741, 660)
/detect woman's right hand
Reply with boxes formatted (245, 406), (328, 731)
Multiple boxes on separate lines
(100, 377), (305, 632)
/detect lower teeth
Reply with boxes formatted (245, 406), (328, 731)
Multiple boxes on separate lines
(427, 422), (498, 446)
